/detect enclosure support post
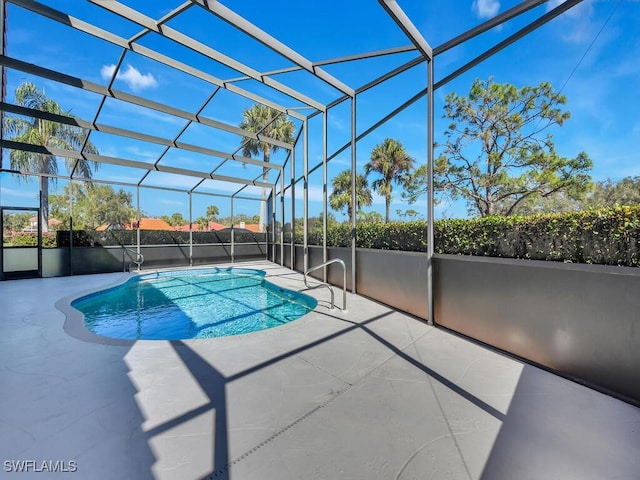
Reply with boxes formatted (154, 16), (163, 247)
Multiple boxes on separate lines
(290, 147), (295, 271)
(136, 186), (141, 260)
(68, 180), (73, 276)
(230, 196), (235, 263)
(322, 110), (328, 283)
(188, 192), (193, 266)
(280, 171), (284, 266)
(303, 119), (308, 273)
(271, 188), (276, 263)
(427, 59), (435, 326)
(380, 0), (434, 323)
(0, 0), (5, 169)
(350, 96), (357, 294)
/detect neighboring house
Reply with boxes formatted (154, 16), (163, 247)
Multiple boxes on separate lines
(240, 223), (262, 233)
(218, 223), (263, 233)
(23, 216), (62, 232)
(174, 221), (229, 232)
(93, 219), (263, 233)
(132, 218), (174, 230)
(96, 218), (174, 231)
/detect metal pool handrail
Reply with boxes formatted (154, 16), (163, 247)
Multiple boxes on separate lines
(303, 259), (347, 311)
(123, 247), (144, 272)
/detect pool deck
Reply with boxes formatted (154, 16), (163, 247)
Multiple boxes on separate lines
(1, 260), (639, 479)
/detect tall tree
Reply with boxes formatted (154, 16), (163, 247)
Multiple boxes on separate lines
(436, 78), (592, 217)
(49, 183), (135, 230)
(358, 210), (384, 223)
(239, 104), (295, 232)
(206, 204), (219, 223)
(329, 169), (372, 224)
(365, 138), (415, 223)
(161, 212), (189, 227)
(195, 216), (209, 231)
(588, 176), (640, 208)
(4, 82), (99, 231)
(402, 164), (434, 205)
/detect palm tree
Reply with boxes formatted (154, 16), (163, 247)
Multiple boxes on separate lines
(239, 104), (295, 232)
(4, 82), (98, 232)
(329, 169), (372, 224)
(365, 138), (415, 223)
(206, 205), (219, 222)
(195, 216), (209, 231)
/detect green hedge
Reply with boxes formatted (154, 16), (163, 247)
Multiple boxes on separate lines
(299, 206), (640, 267)
(435, 207), (640, 266)
(4, 232), (56, 248)
(6, 207), (640, 266)
(54, 230), (266, 246)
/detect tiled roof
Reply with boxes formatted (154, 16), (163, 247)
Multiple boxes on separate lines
(209, 222), (228, 231)
(135, 218), (174, 230)
(27, 216), (62, 226)
(173, 222), (229, 232)
(96, 218), (174, 231)
(241, 224), (262, 233)
(94, 219), (259, 232)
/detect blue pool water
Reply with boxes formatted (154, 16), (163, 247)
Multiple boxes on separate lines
(72, 268), (317, 340)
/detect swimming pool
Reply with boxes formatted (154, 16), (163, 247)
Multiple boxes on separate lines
(71, 268), (317, 340)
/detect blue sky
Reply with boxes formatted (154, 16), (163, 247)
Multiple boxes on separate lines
(1, 0), (639, 223)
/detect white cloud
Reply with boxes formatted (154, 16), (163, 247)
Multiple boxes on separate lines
(547, 0), (592, 19)
(100, 64), (158, 91)
(546, 0), (566, 10)
(125, 145), (163, 161)
(472, 0), (500, 19)
(546, 0), (595, 43)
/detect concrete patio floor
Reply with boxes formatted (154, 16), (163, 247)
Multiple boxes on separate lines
(1, 260), (639, 479)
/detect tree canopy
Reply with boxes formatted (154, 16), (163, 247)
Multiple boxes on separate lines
(365, 138), (415, 223)
(589, 176), (640, 208)
(329, 169), (373, 224)
(436, 78), (592, 217)
(239, 104), (295, 231)
(49, 183), (136, 230)
(206, 205), (219, 221)
(4, 82), (99, 231)
(161, 212), (189, 227)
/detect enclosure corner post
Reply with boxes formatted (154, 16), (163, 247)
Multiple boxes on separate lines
(426, 58), (435, 326)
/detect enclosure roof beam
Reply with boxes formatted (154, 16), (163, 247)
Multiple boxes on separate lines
(434, 0), (549, 56)
(1, 169), (261, 200)
(435, 0), (584, 90)
(224, 44), (419, 86)
(0, 56), (295, 154)
(0, 140), (275, 189)
(1, 102), (283, 174)
(378, 0), (433, 61)
(8, 0), (306, 122)
(314, 45), (418, 67)
(87, 0), (326, 112)
(128, 0), (193, 43)
(191, 0), (355, 98)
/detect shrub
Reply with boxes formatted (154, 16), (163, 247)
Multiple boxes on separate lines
(9, 232), (56, 247)
(9, 206), (640, 267)
(301, 205), (640, 267)
(56, 230), (137, 247)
